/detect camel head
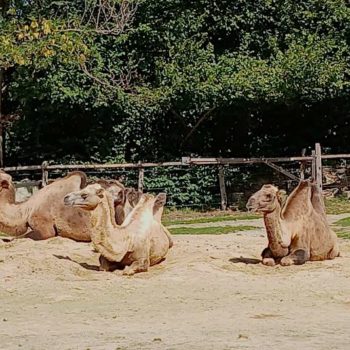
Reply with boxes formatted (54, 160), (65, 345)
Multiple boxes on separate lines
(0, 171), (16, 201)
(64, 184), (105, 210)
(94, 179), (125, 206)
(64, 183), (166, 215)
(246, 184), (285, 213)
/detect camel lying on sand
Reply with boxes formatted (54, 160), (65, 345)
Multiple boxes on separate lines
(246, 179), (339, 266)
(0, 170), (93, 241)
(64, 184), (173, 275)
(0, 171), (135, 242)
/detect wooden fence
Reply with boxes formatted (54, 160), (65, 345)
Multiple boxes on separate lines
(3, 143), (350, 210)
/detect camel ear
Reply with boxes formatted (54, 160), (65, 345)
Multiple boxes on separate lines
(1, 179), (10, 189)
(96, 188), (104, 198)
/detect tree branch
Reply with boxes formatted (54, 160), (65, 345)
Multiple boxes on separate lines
(181, 107), (216, 147)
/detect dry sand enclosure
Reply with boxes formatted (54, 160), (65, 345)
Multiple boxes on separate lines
(1, 216), (350, 350)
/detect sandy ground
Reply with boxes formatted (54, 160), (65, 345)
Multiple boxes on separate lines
(1, 216), (350, 350)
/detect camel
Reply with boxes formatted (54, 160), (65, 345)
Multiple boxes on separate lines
(0, 170), (94, 241)
(0, 171), (137, 241)
(88, 182), (172, 271)
(246, 179), (339, 266)
(64, 184), (173, 275)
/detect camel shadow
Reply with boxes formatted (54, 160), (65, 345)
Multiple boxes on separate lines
(53, 254), (100, 271)
(229, 257), (261, 265)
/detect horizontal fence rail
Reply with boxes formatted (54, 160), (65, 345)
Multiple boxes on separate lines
(3, 143), (350, 209)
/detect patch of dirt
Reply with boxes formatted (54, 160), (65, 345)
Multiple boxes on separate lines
(1, 218), (350, 349)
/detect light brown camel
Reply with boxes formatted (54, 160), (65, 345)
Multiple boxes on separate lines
(0, 171), (135, 241)
(0, 171), (93, 241)
(64, 184), (173, 275)
(246, 180), (339, 266)
(89, 182), (172, 271)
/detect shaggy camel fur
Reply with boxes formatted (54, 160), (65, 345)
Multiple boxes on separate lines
(64, 184), (173, 275)
(246, 180), (339, 266)
(0, 171), (92, 241)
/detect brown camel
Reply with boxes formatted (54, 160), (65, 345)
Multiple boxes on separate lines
(0, 171), (93, 241)
(64, 184), (173, 275)
(0, 171), (136, 241)
(246, 179), (339, 266)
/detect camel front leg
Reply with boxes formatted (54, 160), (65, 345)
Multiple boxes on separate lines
(123, 258), (150, 276)
(99, 255), (124, 272)
(280, 249), (309, 266)
(261, 247), (277, 266)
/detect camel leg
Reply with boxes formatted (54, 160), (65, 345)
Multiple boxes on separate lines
(27, 214), (57, 240)
(328, 244), (340, 259)
(99, 255), (124, 272)
(261, 247), (276, 266)
(123, 258), (150, 276)
(280, 249), (309, 266)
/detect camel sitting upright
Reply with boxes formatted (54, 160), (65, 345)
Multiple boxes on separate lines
(246, 179), (339, 266)
(64, 184), (173, 275)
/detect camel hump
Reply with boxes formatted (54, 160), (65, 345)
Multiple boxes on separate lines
(65, 171), (87, 189)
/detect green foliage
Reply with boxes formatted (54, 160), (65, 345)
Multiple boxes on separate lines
(164, 213), (259, 226)
(1, 0), (350, 166)
(143, 166), (219, 207)
(325, 197), (350, 215)
(333, 216), (350, 227)
(169, 225), (257, 235)
(336, 231), (350, 239)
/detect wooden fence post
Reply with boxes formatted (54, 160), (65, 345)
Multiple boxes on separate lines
(138, 162), (144, 193)
(315, 143), (323, 191)
(218, 165), (227, 211)
(311, 150), (316, 180)
(41, 161), (49, 187)
(300, 148), (306, 180)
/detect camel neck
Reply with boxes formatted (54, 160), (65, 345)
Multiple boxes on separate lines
(263, 203), (288, 257)
(93, 196), (118, 231)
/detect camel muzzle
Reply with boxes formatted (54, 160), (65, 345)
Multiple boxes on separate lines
(246, 197), (258, 212)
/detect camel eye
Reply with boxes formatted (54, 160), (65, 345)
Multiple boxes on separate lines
(265, 194), (272, 200)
